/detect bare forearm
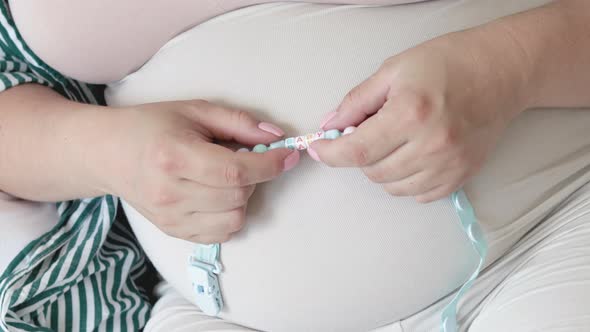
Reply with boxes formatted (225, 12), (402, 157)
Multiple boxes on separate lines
(0, 84), (114, 201)
(485, 0), (590, 109)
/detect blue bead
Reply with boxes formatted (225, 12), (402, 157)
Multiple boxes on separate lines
(284, 137), (296, 149)
(269, 140), (286, 150)
(252, 144), (268, 153)
(325, 129), (341, 140)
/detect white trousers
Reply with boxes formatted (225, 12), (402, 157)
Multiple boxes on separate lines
(104, 0), (590, 331)
(3, 182), (589, 331)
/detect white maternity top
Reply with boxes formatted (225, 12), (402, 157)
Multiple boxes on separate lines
(18, 0), (590, 331)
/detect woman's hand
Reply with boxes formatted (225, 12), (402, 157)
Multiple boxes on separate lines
(312, 29), (531, 203)
(105, 100), (299, 243)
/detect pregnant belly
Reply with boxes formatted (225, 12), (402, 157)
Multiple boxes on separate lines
(107, 0), (590, 331)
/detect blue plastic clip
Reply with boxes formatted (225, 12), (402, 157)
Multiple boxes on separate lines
(188, 244), (224, 316)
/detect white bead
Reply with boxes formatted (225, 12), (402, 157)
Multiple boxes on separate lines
(343, 126), (356, 135)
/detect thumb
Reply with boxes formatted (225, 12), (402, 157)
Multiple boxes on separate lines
(184, 100), (285, 145)
(322, 70), (391, 130)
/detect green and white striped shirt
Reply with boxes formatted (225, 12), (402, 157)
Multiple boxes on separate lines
(0, 2), (151, 331)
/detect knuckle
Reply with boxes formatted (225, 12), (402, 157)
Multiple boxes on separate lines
(384, 184), (409, 196)
(416, 195), (432, 204)
(344, 86), (364, 106)
(149, 185), (178, 207)
(434, 187), (452, 201)
(440, 129), (460, 148)
(223, 161), (247, 186)
(177, 100), (210, 118)
(431, 129), (460, 153)
(152, 213), (174, 227)
(409, 96), (434, 124)
(231, 109), (253, 128)
(174, 129), (201, 146)
(184, 99), (210, 109)
(364, 167), (388, 183)
(272, 157), (286, 177)
(161, 225), (182, 239)
(198, 234), (232, 245)
(348, 143), (370, 166)
(261, 156), (283, 179)
(217, 234), (233, 243)
(380, 60), (392, 70)
(443, 186), (454, 197)
(381, 56), (398, 68)
(197, 237), (216, 245)
(231, 187), (251, 206)
(400, 91), (436, 126)
(149, 140), (181, 174)
(226, 210), (246, 233)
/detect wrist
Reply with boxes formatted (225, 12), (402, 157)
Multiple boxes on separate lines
(63, 104), (122, 197)
(480, 1), (587, 109)
(464, 23), (535, 120)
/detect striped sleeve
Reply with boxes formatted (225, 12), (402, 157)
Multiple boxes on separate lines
(0, 4), (52, 93)
(0, 44), (51, 92)
(0, 2), (152, 331)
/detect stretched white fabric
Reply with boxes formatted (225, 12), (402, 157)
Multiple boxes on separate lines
(105, 0), (590, 331)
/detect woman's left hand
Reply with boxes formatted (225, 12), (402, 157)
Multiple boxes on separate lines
(312, 28), (532, 203)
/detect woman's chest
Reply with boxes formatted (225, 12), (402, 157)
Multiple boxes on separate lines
(9, 0), (424, 84)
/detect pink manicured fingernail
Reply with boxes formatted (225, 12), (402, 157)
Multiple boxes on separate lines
(258, 122), (285, 137)
(307, 147), (320, 162)
(320, 111), (338, 130)
(283, 150), (300, 171)
(237, 148), (250, 153)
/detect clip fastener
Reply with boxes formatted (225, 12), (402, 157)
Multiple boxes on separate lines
(188, 247), (224, 316)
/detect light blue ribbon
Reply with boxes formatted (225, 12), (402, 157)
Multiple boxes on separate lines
(189, 190), (487, 330)
(441, 190), (488, 332)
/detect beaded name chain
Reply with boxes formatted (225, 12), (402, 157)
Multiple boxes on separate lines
(247, 126), (356, 153)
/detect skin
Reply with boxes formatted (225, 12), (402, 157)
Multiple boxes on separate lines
(11, 0), (422, 83)
(1, 0), (589, 243)
(313, 0), (590, 202)
(0, 86), (299, 244)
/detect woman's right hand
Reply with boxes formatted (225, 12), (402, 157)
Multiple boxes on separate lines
(103, 99), (299, 244)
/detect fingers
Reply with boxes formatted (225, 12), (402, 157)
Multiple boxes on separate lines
(163, 207), (247, 244)
(181, 100), (285, 145)
(181, 142), (298, 187)
(165, 100), (301, 186)
(312, 107), (405, 167)
(177, 180), (255, 212)
(361, 143), (419, 183)
(190, 234), (233, 245)
(382, 171), (439, 197)
(382, 169), (464, 203)
(415, 185), (456, 203)
(189, 208), (247, 235)
(322, 69), (391, 130)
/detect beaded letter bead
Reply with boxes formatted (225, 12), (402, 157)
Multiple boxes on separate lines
(248, 128), (355, 153)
